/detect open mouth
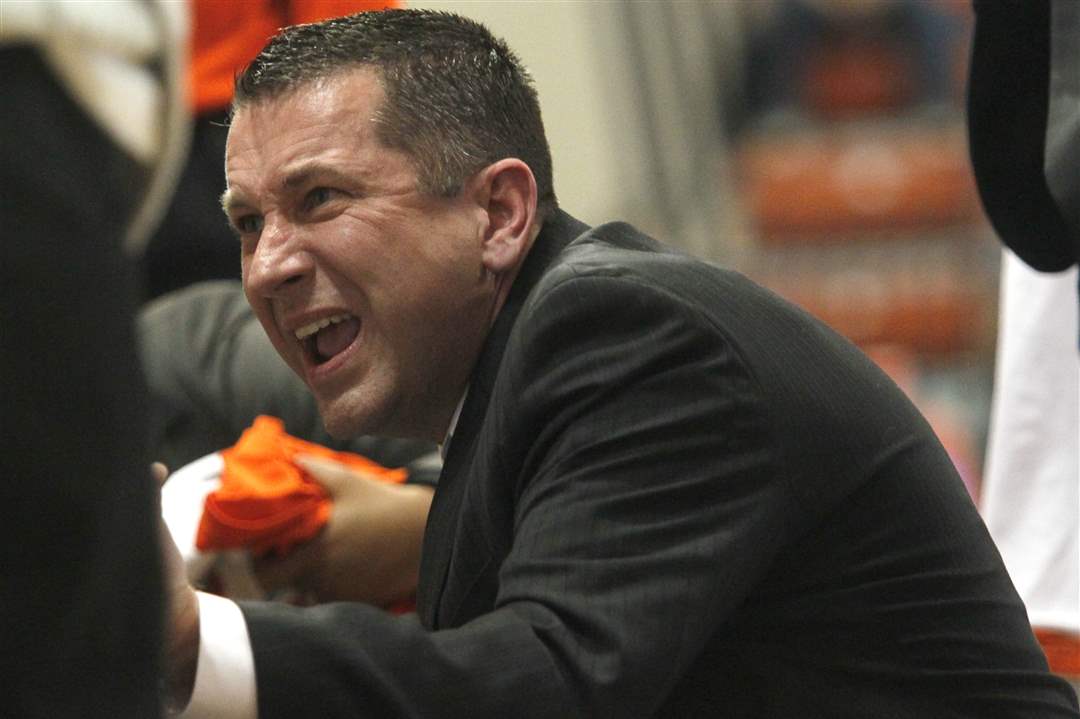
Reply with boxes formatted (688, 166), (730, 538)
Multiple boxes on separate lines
(295, 313), (361, 365)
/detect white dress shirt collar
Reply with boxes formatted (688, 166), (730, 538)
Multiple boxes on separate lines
(440, 390), (468, 460)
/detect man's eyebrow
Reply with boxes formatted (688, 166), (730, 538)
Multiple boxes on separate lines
(219, 164), (358, 215)
(282, 164), (358, 191)
(220, 188), (247, 215)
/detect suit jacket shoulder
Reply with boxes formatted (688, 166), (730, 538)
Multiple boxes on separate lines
(422, 212), (1077, 716)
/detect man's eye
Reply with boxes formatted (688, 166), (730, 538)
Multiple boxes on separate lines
(235, 215), (263, 234)
(305, 187), (334, 210)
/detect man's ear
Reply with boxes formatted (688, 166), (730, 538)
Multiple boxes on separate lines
(472, 158), (539, 274)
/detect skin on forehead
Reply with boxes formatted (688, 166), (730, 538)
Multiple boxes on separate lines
(222, 69), (395, 221)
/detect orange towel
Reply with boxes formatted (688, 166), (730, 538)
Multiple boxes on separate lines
(196, 415), (407, 557)
(1034, 628), (1080, 678)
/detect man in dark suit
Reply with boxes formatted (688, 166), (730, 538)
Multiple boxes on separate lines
(162, 9), (1080, 717)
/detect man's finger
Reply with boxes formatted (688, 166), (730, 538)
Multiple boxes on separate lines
(252, 539), (320, 595)
(295, 454), (357, 497)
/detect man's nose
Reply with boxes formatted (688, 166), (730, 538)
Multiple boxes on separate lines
(244, 216), (313, 297)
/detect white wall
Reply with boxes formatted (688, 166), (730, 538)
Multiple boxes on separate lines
(411, 1), (750, 261)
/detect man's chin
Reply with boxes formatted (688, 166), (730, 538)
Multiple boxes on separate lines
(317, 391), (391, 441)
(320, 409), (367, 441)
(316, 397), (366, 441)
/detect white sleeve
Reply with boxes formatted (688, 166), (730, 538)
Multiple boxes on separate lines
(177, 592), (258, 719)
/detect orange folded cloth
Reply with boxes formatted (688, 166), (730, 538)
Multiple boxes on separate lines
(1034, 628), (1080, 678)
(196, 415), (407, 556)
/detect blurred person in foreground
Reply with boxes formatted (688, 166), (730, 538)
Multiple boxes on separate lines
(1, 2), (187, 716)
(968, 0), (1080, 689)
(162, 9), (1080, 718)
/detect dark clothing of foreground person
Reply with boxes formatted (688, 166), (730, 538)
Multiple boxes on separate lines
(2, 47), (165, 718)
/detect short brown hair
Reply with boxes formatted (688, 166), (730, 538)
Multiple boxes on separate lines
(235, 9), (557, 220)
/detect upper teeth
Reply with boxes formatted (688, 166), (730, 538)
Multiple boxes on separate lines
(295, 313), (351, 340)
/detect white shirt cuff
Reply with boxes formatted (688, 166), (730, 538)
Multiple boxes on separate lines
(177, 592), (257, 719)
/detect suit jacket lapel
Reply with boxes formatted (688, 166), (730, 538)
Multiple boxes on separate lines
(417, 211), (588, 628)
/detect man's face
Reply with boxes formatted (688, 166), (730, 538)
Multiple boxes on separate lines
(224, 69), (497, 441)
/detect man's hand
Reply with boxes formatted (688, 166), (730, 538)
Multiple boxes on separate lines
(154, 463), (200, 714)
(253, 455), (434, 607)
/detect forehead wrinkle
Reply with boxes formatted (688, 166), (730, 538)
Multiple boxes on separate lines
(281, 163), (345, 190)
(224, 74), (395, 213)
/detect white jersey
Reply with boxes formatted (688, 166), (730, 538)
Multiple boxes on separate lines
(982, 249), (1079, 633)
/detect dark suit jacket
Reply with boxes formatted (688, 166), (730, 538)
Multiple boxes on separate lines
(242, 211), (1078, 717)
